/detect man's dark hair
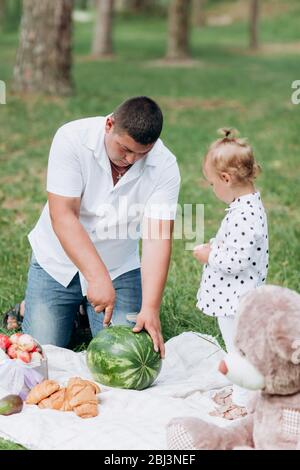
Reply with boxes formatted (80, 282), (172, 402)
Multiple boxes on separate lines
(112, 96), (163, 145)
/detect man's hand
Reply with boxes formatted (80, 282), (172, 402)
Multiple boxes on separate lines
(193, 243), (211, 264)
(87, 276), (116, 327)
(132, 309), (165, 359)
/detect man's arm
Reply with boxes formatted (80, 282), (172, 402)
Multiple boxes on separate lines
(133, 218), (174, 358)
(48, 192), (115, 324)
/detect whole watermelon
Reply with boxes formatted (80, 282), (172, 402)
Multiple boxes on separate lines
(86, 326), (162, 390)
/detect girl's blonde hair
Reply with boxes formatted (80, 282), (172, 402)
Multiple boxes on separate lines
(204, 128), (261, 184)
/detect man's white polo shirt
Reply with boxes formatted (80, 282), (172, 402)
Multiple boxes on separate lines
(28, 116), (181, 294)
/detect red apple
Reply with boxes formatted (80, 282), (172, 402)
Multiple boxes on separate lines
(7, 344), (18, 359)
(0, 334), (11, 351)
(16, 350), (31, 363)
(18, 334), (35, 352)
(10, 332), (23, 345)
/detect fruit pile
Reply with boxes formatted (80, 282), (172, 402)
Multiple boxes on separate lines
(0, 333), (44, 364)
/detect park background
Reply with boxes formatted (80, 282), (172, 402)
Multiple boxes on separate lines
(0, 0), (299, 449)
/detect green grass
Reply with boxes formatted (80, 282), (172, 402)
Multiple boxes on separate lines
(1, 0), (300, 450)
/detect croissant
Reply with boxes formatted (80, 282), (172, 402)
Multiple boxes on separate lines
(67, 377), (100, 394)
(66, 378), (98, 406)
(66, 377), (99, 418)
(26, 377), (100, 418)
(85, 380), (100, 395)
(73, 401), (99, 419)
(68, 387), (97, 408)
(26, 380), (60, 405)
(38, 388), (70, 410)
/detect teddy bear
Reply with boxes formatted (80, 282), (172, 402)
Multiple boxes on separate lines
(167, 285), (300, 450)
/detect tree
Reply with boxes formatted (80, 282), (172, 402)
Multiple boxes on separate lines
(166, 0), (192, 60)
(13, 0), (74, 95)
(92, 0), (114, 57)
(249, 0), (259, 49)
(192, 0), (206, 28)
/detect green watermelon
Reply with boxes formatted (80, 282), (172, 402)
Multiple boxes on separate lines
(86, 326), (162, 390)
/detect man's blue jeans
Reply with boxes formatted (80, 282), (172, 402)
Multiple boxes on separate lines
(22, 255), (142, 347)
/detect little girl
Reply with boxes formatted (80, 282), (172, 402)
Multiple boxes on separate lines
(194, 128), (269, 416)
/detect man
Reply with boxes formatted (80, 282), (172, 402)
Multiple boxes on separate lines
(21, 96), (180, 358)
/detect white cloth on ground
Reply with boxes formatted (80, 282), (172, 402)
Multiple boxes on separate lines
(0, 332), (233, 450)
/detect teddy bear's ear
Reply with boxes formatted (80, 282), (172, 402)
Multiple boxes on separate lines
(268, 310), (300, 365)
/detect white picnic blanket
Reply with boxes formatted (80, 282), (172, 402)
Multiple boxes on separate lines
(0, 332), (232, 450)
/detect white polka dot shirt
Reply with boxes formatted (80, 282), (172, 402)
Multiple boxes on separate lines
(197, 191), (269, 318)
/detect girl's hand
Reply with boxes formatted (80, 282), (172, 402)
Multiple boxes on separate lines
(193, 243), (211, 264)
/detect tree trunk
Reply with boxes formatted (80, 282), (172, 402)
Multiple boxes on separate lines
(249, 0), (259, 49)
(166, 0), (192, 60)
(13, 0), (74, 95)
(193, 0), (205, 27)
(92, 0), (114, 57)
